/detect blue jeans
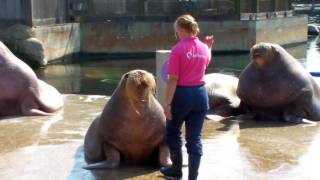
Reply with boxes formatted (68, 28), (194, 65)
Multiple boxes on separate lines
(166, 85), (209, 156)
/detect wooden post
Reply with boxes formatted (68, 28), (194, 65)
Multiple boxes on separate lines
(235, 0), (241, 15)
(25, 0), (33, 26)
(288, 0), (293, 10)
(272, 0), (277, 11)
(254, 0), (259, 13)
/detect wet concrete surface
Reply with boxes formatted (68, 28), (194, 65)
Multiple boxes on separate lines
(1, 94), (320, 180)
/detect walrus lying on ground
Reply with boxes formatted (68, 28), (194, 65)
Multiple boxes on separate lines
(205, 73), (241, 121)
(237, 42), (320, 123)
(84, 69), (170, 169)
(0, 41), (63, 116)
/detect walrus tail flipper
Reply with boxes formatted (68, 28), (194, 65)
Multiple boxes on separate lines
(83, 160), (119, 170)
(284, 115), (317, 126)
(36, 79), (63, 113)
(21, 98), (52, 116)
(284, 106), (317, 125)
(22, 107), (52, 116)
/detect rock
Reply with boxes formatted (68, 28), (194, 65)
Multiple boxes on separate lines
(0, 24), (47, 67)
(17, 38), (47, 67)
(5, 24), (35, 40)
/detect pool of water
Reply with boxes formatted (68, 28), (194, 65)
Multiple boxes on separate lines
(35, 36), (320, 96)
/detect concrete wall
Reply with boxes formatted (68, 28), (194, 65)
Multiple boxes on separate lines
(199, 20), (256, 51)
(80, 20), (253, 53)
(1, 15), (307, 63)
(32, 0), (67, 25)
(256, 16), (308, 45)
(80, 15), (307, 54)
(34, 23), (81, 62)
(80, 21), (174, 53)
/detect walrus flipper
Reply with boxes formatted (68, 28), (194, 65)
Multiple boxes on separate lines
(205, 114), (225, 121)
(284, 113), (317, 125)
(283, 103), (317, 125)
(83, 160), (119, 170)
(21, 98), (52, 116)
(83, 143), (120, 170)
(22, 107), (52, 116)
(159, 141), (171, 167)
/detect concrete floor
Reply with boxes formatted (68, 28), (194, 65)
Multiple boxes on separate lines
(0, 94), (320, 180)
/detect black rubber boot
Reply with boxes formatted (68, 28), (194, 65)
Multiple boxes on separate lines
(188, 154), (201, 180)
(160, 150), (183, 178)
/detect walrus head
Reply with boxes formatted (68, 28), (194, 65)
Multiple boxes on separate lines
(120, 69), (156, 102)
(250, 42), (279, 69)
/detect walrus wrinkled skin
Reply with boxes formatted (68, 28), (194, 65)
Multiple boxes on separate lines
(205, 73), (241, 121)
(0, 41), (63, 116)
(84, 70), (170, 169)
(237, 42), (320, 123)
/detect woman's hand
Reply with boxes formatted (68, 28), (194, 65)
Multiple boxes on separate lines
(164, 105), (172, 120)
(203, 35), (214, 49)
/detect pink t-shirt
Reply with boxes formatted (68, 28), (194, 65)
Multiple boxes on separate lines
(167, 36), (211, 86)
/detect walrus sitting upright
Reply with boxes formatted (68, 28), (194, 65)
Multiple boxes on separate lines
(84, 70), (170, 169)
(237, 42), (320, 123)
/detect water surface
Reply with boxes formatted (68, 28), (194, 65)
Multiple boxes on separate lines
(36, 36), (318, 96)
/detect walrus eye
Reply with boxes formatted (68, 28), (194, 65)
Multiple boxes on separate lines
(252, 53), (262, 61)
(123, 73), (129, 79)
(271, 46), (278, 55)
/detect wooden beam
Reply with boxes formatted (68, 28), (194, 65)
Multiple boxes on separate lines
(272, 0), (277, 11)
(25, 0), (33, 26)
(235, 0), (241, 14)
(288, 0), (293, 10)
(254, 0), (259, 13)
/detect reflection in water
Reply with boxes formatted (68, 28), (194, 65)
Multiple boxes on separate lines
(197, 120), (255, 180)
(1, 95), (320, 179)
(265, 132), (320, 180)
(304, 36), (320, 72)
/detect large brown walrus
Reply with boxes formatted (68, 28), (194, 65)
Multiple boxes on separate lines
(205, 73), (241, 121)
(237, 42), (320, 123)
(84, 69), (170, 169)
(0, 41), (63, 116)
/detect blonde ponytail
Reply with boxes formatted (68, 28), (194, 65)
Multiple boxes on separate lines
(174, 14), (200, 36)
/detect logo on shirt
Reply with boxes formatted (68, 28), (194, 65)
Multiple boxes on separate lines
(186, 50), (206, 60)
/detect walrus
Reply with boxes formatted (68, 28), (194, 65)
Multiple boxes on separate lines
(0, 41), (63, 116)
(205, 73), (241, 121)
(236, 42), (320, 123)
(84, 69), (170, 169)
